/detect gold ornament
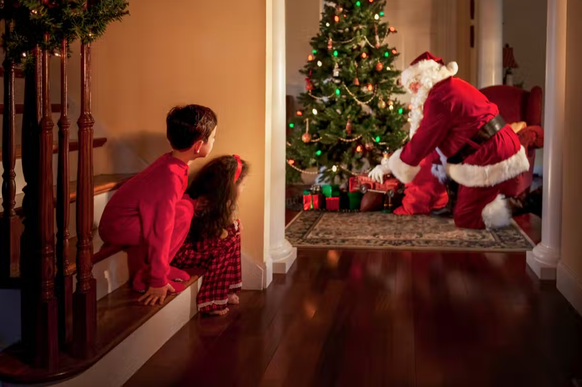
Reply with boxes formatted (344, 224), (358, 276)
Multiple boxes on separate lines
(378, 99), (387, 109)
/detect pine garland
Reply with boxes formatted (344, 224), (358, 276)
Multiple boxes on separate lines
(1, 0), (129, 68)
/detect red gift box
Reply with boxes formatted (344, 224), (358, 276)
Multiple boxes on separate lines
(303, 193), (324, 210)
(349, 174), (401, 193)
(326, 197), (340, 211)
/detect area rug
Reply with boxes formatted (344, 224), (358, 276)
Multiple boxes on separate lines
(286, 211), (535, 252)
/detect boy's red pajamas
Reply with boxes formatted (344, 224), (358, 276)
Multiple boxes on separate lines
(99, 153), (195, 289)
(171, 221), (242, 313)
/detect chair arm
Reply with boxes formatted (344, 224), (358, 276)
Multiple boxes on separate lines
(518, 125), (544, 149)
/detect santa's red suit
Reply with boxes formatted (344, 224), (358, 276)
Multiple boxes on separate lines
(370, 52), (529, 229)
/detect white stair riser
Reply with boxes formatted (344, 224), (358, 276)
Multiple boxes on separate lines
(0, 145), (105, 198)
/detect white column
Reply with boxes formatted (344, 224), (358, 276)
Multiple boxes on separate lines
(477, 0), (503, 88)
(268, 0), (297, 275)
(526, 0), (567, 280)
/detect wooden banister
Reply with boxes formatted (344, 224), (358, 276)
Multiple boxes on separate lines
(56, 39), (74, 347)
(38, 36), (59, 369)
(73, 39), (97, 358)
(1, 18), (19, 282)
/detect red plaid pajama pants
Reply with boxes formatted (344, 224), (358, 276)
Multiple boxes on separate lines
(172, 222), (242, 313)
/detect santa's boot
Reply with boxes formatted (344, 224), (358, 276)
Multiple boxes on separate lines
(431, 180), (458, 217)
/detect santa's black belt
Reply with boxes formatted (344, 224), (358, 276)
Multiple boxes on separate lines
(447, 115), (506, 164)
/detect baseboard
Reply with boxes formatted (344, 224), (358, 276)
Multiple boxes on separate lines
(557, 262), (582, 317)
(35, 277), (203, 387)
(241, 252), (265, 290)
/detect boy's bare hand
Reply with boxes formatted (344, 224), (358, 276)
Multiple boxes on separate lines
(138, 283), (176, 306)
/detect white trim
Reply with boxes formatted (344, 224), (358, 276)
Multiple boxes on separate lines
(388, 148), (421, 184)
(447, 146), (530, 187)
(198, 298), (229, 310)
(481, 194), (511, 229)
(229, 282), (243, 290)
(557, 262), (582, 317)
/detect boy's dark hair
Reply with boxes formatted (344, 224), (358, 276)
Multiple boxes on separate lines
(187, 155), (249, 240)
(166, 104), (217, 150)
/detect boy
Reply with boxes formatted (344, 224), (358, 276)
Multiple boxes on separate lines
(99, 105), (217, 306)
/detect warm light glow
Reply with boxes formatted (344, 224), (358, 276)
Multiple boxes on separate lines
(317, 60), (323, 67)
(389, 26), (396, 32)
(326, 22), (330, 27)
(392, 49), (398, 54)
(297, 110), (303, 116)
(334, 15), (340, 22)
(356, 145), (363, 153)
(367, 84), (374, 91)
(361, 52), (368, 59)
(374, 14), (380, 20)
(312, 109), (318, 115)
(308, 54), (314, 61)
(288, 159), (295, 165)
(408, 104), (413, 110)
(332, 165), (338, 172)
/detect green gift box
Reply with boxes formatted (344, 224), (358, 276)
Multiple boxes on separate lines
(347, 192), (363, 210)
(322, 184), (340, 198)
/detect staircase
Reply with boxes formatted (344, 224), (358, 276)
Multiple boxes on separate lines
(0, 20), (204, 387)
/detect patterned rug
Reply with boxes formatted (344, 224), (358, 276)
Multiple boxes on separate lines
(286, 211), (535, 252)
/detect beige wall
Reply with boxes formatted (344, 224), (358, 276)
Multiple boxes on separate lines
(561, 0), (582, 281)
(503, 0), (547, 91)
(91, 0), (268, 268)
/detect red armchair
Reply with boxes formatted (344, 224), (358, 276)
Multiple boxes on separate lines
(480, 85), (544, 196)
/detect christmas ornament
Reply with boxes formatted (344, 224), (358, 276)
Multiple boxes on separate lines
(305, 78), (314, 91)
(333, 63), (340, 77)
(346, 119), (353, 134)
(375, 62), (384, 71)
(365, 143), (374, 151)
(336, 4), (344, 12)
(388, 100), (394, 106)
(378, 99), (386, 109)
(302, 133), (312, 143)
(327, 38), (333, 50)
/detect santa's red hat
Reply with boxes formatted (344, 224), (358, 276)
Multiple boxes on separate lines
(401, 51), (458, 90)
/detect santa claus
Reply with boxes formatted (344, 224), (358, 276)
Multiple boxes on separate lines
(369, 52), (530, 229)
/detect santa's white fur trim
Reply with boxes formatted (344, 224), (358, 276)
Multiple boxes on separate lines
(482, 194), (512, 229)
(447, 146), (530, 188)
(431, 164), (448, 183)
(388, 148), (421, 184)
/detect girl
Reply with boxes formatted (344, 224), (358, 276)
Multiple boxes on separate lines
(171, 155), (248, 316)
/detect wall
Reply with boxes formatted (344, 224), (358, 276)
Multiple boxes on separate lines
(285, 0), (320, 97)
(91, 0), (268, 282)
(503, 0), (548, 91)
(559, 0), (582, 313)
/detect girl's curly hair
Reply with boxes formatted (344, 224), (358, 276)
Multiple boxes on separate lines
(187, 155), (249, 240)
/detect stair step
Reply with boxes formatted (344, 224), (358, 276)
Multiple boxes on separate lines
(0, 103), (62, 115)
(0, 68), (25, 79)
(0, 136), (107, 160)
(0, 173), (134, 218)
(0, 269), (203, 385)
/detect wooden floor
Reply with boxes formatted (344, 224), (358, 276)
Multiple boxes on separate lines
(126, 214), (582, 387)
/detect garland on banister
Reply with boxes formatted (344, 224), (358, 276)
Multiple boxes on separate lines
(0, 0), (129, 68)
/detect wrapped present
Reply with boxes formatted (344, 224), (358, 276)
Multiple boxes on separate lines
(303, 190), (324, 210)
(322, 184), (340, 198)
(326, 197), (340, 211)
(347, 192), (363, 210)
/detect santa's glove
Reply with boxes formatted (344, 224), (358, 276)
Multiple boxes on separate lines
(368, 162), (390, 184)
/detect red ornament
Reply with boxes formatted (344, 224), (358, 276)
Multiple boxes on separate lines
(361, 52), (368, 59)
(305, 78), (314, 91)
(375, 62), (384, 71)
(297, 110), (303, 116)
(302, 133), (312, 143)
(346, 120), (353, 135)
(334, 15), (340, 22)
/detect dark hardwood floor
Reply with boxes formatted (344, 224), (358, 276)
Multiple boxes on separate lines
(125, 212), (582, 387)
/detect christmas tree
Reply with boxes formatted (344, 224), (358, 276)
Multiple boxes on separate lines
(286, 0), (410, 184)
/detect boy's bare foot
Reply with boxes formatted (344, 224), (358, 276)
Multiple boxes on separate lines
(228, 293), (240, 305)
(208, 308), (229, 316)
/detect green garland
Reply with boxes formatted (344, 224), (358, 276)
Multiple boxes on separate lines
(1, 0), (129, 68)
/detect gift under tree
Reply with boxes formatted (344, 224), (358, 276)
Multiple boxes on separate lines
(285, 0), (409, 184)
